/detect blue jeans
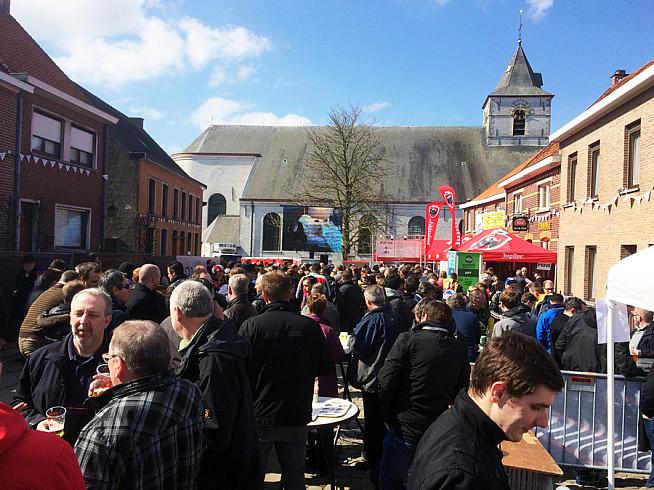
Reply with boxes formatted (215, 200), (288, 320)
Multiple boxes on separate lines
(258, 425), (308, 490)
(378, 430), (417, 490)
(644, 417), (654, 487)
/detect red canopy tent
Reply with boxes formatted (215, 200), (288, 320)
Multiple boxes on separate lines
(457, 228), (557, 263)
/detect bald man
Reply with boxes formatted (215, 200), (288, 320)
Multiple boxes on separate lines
(126, 264), (168, 323)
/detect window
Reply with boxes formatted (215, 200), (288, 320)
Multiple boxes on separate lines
(207, 193), (227, 225)
(195, 197), (200, 224)
(567, 153), (577, 203)
(181, 193), (187, 221)
(407, 216), (425, 235)
(512, 109), (527, 136)
(564, 246), (574, 296)
(621, 244), (637, 259)
(588, 142), (600, 198)
(625, 122), (641, 189)
(194, 233), (199, 256)
(162, 184), (168, 217)
(145, 228), (154, 254)
(70, 126), (94, 167)
(172, 230), (178, 255)
(148, 179), (156, 215)
(188, 196), (193, 224)
(160, 229), (167, 256)
(540, 238), (550, 249)
(54, 205), (89, 249)
(584, 246), (597, 301)
(180, 231), (185, 255)
(538, 184), (550, 210)
(173, 189), (179, 219)
(31, 111), (62, 158)
(262, 213), (281, 251)
(513, 193), (523, 213)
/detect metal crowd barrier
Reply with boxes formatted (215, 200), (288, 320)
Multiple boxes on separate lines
(535, 370), (651, 473)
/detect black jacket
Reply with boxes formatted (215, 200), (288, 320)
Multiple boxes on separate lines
(126, 283), (168, 323)
(107, 295), (129, 336)
(177, 317), (262, 490)
(556, 310), (605, 373)
(224, 294), (258, 331)
(386, 288), (414, 331)
(13, 334), (105, 428)
(637, 322), (654, 358)
(407, 390), (509, 490)
(378, 321), (470, 444)
(239, 301), (331, 426)
(335, 281), (364, 333)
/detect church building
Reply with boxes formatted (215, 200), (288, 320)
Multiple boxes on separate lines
(172, 42), (553, 261)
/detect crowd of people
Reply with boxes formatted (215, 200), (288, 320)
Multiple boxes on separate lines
(1, 254), (653, 489)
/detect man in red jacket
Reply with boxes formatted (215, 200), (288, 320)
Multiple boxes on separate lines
(0, 402), (85, 489)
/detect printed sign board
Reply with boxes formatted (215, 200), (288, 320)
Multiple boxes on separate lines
(482, 211), (506, 230)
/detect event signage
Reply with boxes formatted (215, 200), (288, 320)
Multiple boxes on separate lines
(439, 185), (460, 247)
(482, 211), (506, 230)
(512, 214), (529, 232)
(424, 201), (444, 260)
(456, 252), (482, 290)
(281, 206), (342, 253)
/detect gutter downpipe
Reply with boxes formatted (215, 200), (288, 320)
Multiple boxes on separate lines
(99, 124), (108, 251)
(13, 94), (23, 251)
(250, 201), (254, 257)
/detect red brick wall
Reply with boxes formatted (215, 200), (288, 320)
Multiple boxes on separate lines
(18, 93), (106, 251)
(0, 86), (17, 251)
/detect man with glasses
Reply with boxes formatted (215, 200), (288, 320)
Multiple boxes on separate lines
(13, 289), (112, 432)
(98, 269), (132, 335)
(75, 320), (204, 488)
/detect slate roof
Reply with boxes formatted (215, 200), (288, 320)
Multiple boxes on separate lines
(0, 9), (89, 102)
(489, 42), (552, 98)
(82, 89), (205, 188)
(184, 125), (542, 203)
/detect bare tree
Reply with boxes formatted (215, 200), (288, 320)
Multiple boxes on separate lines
(296, 105), (389, 258)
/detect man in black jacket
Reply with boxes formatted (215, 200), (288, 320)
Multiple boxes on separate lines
(407, 332), (563, 490)
(126, 264), (167, 323)
(224, 273), (258, 330)
(171, 280), (261, 490)
(378, 299), (469, 489)
(335, 270), (364, 333)
(239, 272), (330, 490)
(98, 269), (132, 335)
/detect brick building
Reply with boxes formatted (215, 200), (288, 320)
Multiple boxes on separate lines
(553, 62), (654, 302)
(0, 4), (117, 253)
(83, 92), (206, 256)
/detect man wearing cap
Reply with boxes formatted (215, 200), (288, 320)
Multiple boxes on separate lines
(490, 278), (518, 320)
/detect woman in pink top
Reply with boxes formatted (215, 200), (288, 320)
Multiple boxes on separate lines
(306, 293), (345, 397)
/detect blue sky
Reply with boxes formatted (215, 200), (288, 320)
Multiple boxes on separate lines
(12, 0), (654, 154)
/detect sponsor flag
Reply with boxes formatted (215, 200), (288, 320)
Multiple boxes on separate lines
(424, 201), (443, 259)
(439, 185), (460, 247)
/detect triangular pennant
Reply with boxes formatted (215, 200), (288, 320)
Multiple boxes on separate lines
(85, 170), (90, 176)
(19, 153), (25, 161)
(72, 166), (77, 173)
(58, 162), (63, 169)
(50, 161), (56, 168)
(0, 152), (6, 160)
(65, 165), (70, 171)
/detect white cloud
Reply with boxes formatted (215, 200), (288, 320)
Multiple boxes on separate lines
(190, 97), (311, 129)
(433, 0), (449, 6)
(237, 65), (257, 81)
(363, 101), (391, 113)
(208, 64), (256, 87)
(129, 105), (164, 122)
(526, 0), (554, 21)
(208, 66), (227, 87)
(11, 0), (271, 88)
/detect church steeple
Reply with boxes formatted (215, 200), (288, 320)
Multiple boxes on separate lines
(483, 42), (553, 147)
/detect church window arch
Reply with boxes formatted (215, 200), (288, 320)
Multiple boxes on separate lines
(407, 216), (425, 236)
(207, 193), (227, 225)
(512, 108), (527, 136)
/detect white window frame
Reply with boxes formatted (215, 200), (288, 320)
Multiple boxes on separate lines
(54, 204), (91, 249)
(538, 184), (551, 211)
(513, 192), (523, 214)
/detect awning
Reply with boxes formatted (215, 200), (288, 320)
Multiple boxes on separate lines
(457, 228), (557, 264)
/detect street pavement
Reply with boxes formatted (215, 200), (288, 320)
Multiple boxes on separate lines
(1, 341), (649, 489)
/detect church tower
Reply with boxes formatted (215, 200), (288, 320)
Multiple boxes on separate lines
(483, 41), (553, 146)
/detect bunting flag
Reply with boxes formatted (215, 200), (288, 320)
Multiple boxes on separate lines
(424, 201), (444, 260)
(0, 152), (6, 161)
(438, 185), (460, 247)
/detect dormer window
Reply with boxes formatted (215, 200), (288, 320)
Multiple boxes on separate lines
(512, 109), (527, 136)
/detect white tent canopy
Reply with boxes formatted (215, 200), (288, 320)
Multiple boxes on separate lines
(603, 245), (654, 489)
(606, 245), (654, 311)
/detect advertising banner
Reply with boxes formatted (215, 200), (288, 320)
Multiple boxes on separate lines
(374, 238), (422, 261)
(455, 252), (482, 290)
(512, 214), (529, 232)
(424, 201), (444, 260)
(482, 211), (506, 230)
(282, 206), (342, 253)
(439, 185), (460, 247)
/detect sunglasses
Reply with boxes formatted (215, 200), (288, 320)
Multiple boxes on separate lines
(117, 282), (135, 290)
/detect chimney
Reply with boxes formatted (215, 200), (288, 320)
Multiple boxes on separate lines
(127, 117), (144, 130)
(610, 69), (628, 86)
(0, 0), (10, 14)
